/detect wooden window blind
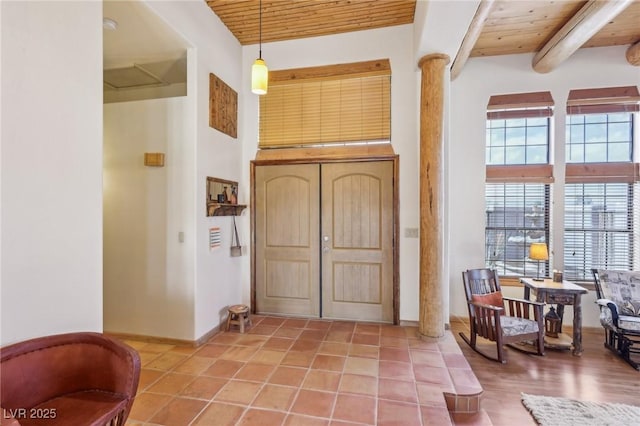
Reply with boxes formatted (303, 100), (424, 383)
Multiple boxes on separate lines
(565, 163), (640, 184)
(259, 59), (391, 148)
(566, 86), (640, 115)
(486, 91), (554, 120)
(486, 165), (554, 183)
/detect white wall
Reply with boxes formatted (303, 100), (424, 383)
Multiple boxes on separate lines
(1, 1), (103, 345)
(104, 97), (193, 340)
(241, 25), (422, 322)
(449, 46), (640, 328)
(145, 0), (245, 340)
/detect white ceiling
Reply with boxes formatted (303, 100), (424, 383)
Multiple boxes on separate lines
(103, 0), (189, 70)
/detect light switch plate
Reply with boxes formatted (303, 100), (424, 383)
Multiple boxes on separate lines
(405, 228), (419, 238)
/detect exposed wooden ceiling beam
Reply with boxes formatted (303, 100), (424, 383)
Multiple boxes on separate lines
(450, 0), (495, 81)
(532, 0), (634, 74)
(626, 40), (640, 66)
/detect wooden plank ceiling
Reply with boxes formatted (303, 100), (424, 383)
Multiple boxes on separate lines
(472, 0), (640, 57)
(206, 0), (640, 70)
(206, 0), (416, 45)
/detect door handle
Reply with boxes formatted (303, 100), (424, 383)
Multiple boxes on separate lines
(322, 236), (330, 252)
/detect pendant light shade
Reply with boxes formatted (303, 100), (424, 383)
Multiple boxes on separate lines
(251, 0), (268, 95)
(252, 58), (268, 95)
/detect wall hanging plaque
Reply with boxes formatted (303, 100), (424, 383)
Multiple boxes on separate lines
(209, 73), (237, 138)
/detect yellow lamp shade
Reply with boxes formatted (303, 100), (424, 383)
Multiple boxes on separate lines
(529, 242), (549, 261)
(251, 58), (268, 95)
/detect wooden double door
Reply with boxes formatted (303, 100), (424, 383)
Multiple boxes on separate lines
(254, 161), (394, 322)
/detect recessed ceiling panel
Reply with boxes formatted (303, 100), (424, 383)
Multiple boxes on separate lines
(103, 65), (165, 90)
(103, 0), (189, 69)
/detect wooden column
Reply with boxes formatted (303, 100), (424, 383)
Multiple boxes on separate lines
(626, 40), (640, 66)
(418, 53), (450, 339)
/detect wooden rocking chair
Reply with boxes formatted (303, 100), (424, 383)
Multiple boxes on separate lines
(460, 268), (545, 363)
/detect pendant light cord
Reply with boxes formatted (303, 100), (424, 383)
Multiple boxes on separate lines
(259, 0), (263, 59)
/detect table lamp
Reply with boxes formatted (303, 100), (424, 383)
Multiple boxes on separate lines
(529, 242), (549, 281)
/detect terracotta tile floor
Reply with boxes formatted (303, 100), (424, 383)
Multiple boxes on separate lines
(123, 315), (490, 426)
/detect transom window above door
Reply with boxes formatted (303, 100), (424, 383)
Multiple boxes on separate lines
(258, 59), (391, 148)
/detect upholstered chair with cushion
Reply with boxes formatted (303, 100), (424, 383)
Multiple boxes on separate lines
(592, 269), (640, 370)
(460, 268), (545, 363)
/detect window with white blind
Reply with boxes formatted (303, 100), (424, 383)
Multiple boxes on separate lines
(564, 183), (638, 280)
(484, 91), (554, 277)
(563, 86), (639, 281)
(486, 183), (550, 277)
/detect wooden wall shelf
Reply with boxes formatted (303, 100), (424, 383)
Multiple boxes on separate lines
(207, 203), (247, 217)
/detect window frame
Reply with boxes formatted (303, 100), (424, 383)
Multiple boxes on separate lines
(565, 112), (634, 164)
(563, 101), (639, 281)
(484, 91), (555, 280)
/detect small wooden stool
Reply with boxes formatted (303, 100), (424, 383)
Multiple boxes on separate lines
(226, 304), (251, 333)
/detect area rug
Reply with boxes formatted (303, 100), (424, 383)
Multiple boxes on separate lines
(521, 393), (640, 426)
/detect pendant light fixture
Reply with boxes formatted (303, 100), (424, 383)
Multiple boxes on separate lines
(251, 0), (268, 95)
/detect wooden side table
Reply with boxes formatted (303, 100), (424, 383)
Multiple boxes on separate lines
(520, 277), (588, 356)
